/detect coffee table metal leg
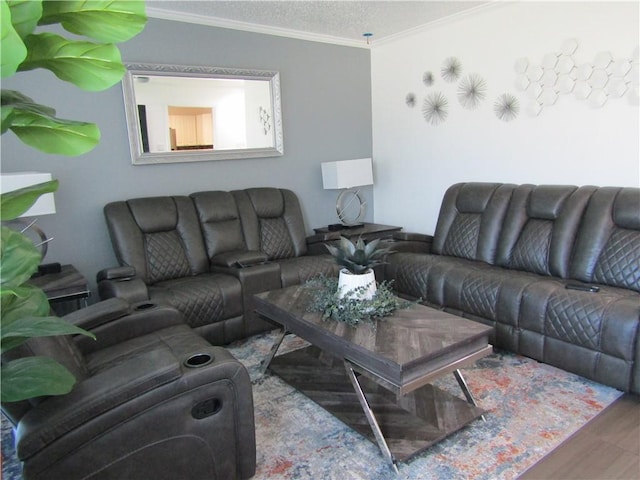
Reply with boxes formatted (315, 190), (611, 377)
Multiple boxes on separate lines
(259, 328), (288, 375)
(453, 369), (486, 422)
(344, 361), (400, 475)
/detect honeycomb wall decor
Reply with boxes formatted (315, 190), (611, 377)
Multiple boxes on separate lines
(513, 38), (639, 116)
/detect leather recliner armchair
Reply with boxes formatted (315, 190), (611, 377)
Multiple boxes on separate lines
(1, 298), (256, 480)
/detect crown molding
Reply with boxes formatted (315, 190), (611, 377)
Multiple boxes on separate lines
(372, 3), (506, 47)
(147, 3), (503, 50)
(146, 7), (371, 49)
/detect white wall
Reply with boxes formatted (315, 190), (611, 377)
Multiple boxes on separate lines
(371, 1), (640, 235)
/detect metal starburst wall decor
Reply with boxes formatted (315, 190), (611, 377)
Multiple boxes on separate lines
(405, 93), (417, 107)
(422, 91), (449, 125)
(441, 57), (462, 83)
(457, 73), (487, 110)
(422, 71), (435, 86)
(494, 93), (520, 122)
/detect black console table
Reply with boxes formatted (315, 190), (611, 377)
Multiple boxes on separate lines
(29, 264), (90, 314)
(313, 223), (402, 241)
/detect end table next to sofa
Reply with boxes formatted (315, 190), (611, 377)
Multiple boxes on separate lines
(312, 222), (401, 240)
(29, 264), (90, 315)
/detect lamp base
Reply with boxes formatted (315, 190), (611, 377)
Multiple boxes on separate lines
(327, 223), (364, 231)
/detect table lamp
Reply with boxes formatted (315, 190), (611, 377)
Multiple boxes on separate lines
(1, 172), (56, 260)
(321, 158), (373, 228)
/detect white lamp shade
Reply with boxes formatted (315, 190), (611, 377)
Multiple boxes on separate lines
(321, 158), (373, 189)
(1, 172), (56, 217)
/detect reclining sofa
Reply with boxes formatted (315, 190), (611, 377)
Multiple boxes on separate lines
(98, 188), (340, 345)
(384, 183), (640, 394)
(1, 298), (256, 480)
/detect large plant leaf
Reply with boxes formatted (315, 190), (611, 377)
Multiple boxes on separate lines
(1, 284), (49, 323)
(18, 32), (125, 91)
(1, 0), (27, 78)
(8, 108), (100, 155)
(1, 89), (56, 133)
(40, 0), (146, 43)
(0, 179), (58, 220)
(1, 313), (95, 353)
(1, 356), (76, 402)
(0, 227), (42, 287)
(7, 0), (43, 38)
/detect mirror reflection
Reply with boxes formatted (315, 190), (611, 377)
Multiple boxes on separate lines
(122, 63), (283, 164)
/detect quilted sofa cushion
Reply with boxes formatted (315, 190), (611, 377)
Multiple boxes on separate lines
(570, 187), (640, 292)
(432, 182), (515, 263)
(233, 188), (340, 285)
(233, 188), (308, 259)
(496, 184), (596, 277)
(104, 196), (210, 284)
(519, 280), (640, 392)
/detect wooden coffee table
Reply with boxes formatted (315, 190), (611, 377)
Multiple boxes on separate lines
(254, 285), (493, 472)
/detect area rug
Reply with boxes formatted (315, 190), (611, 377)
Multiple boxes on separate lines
(2, 331), (622, 480)
(230, 331), (622, 480)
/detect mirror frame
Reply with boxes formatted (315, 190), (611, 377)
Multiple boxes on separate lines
(122, 63), (284, 165)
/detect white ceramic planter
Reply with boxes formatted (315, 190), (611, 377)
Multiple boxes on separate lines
(337, 268), (377, 300)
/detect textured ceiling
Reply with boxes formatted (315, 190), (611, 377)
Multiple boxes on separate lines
(147, 1), (489, 45)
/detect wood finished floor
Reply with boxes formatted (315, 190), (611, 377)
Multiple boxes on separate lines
(518, 393), (640, 479)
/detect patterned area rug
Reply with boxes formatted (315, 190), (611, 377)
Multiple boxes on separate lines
(231, 331), (622, 480)
(2, 331), (622, 480)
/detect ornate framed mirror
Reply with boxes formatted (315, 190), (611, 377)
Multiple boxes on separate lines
(122, 63), (284, 165)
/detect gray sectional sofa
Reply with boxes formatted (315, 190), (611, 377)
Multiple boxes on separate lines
(97, 182), (640, 395)
(97, 188), (340, 345)
(384, 182), (640, 394)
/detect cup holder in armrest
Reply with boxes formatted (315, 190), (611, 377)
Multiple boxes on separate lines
(134, 302), (156, 311)
(184, 353), (214, 368)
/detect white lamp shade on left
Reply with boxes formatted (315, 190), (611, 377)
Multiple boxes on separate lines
(0, 172), (56, 217)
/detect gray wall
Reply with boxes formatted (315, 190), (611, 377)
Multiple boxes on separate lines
(1, 18), (373, 296)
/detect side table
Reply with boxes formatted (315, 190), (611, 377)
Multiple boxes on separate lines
(308, 223), (402, 256)
(312, 223), (402, 241)
(29, 264), (90, 314)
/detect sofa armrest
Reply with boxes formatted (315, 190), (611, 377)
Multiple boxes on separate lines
(96, 266), (135, 281)
(72, 302), (186, 354)
(16, 347), (182, 460)
(64, 298), (132, 330)
(97, 267), (149, 303)
(388, 232), (434, 253)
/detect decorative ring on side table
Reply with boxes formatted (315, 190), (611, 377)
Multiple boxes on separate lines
(336, 188), (366, 226)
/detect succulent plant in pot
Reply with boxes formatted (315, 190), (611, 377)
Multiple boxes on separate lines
(325, 236), (393, 300)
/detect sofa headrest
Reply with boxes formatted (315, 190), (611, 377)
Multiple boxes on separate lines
(527, 185), (577, 220)
(127, 197), (179, 233)
(245, 188), (284, 218)
(191, 191), (239, 223)
(614, 188), (640, 230)
(456, 183), (503, 213)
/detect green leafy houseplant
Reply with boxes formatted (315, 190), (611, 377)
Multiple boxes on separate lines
(325, 236), (392, 275)
(1, 0), (146, 402)
(325, 235), (394, 301)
